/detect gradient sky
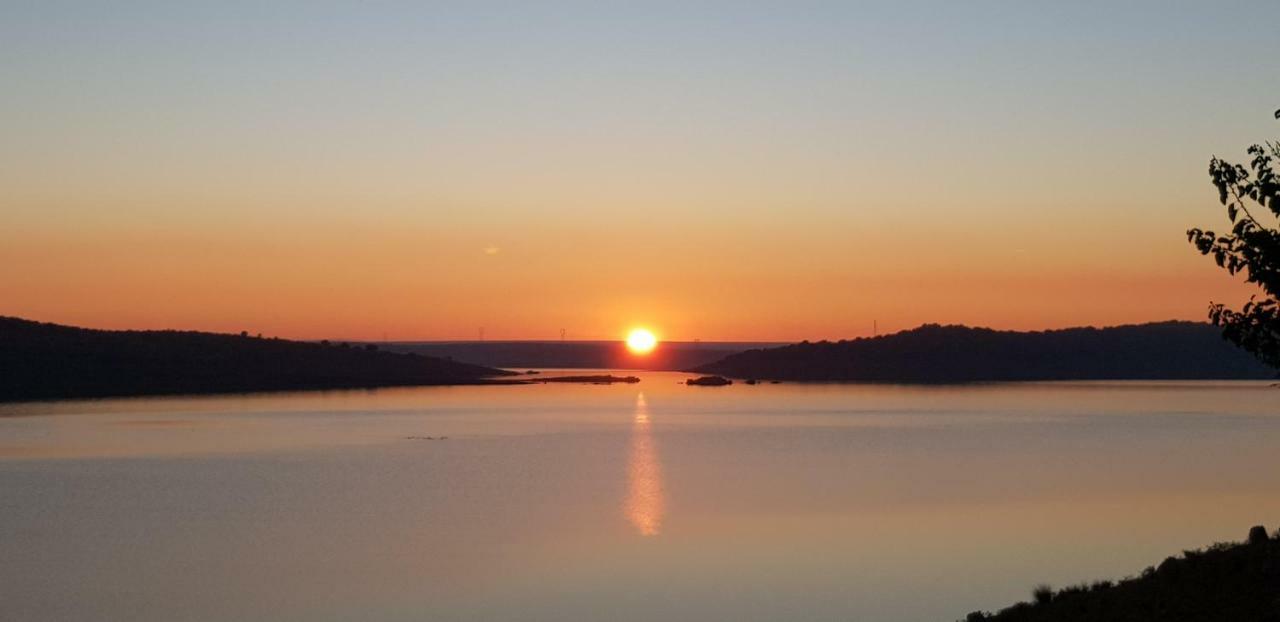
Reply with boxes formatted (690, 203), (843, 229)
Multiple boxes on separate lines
(3, 2), (1278, 341)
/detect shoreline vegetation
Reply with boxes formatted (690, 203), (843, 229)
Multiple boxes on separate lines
(0, 316), (519, 402)
(959, 526), (1280, 622)
(695, 322), (1275, 383)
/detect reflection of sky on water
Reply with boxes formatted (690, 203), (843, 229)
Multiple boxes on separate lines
(3, 373), (1280, 621)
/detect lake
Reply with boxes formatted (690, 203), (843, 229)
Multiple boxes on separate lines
(2, 372), (1279, 621)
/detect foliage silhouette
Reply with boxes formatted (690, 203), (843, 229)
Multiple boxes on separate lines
(0, 316), (515, 402)
(959, 527), (1280, 622)
(1187, 109), (1280, 368)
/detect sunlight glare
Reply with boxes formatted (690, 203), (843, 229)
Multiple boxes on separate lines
(625, 328), (658, 355)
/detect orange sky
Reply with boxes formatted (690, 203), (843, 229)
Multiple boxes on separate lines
(1, 4), (1273, 341)
(1, 207), (1258, 341)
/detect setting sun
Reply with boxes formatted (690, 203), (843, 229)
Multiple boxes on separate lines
(625, 328), (658, 355)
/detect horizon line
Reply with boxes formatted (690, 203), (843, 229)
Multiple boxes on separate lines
(3, 314), (1221, 345)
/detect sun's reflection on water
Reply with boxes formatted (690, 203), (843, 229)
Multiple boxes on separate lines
(625, 392), (664, 536)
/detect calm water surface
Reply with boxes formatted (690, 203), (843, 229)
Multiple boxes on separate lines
(2, 372), (1279, 621)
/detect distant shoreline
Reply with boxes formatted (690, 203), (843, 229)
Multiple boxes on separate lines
(0, 377), (534, 407)
(5, 316), (1275, 403)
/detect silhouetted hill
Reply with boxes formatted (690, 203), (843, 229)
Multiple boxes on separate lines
(959, 527), (1280, 622)
(381, 340), (777, 371)
(0, 317), (515, 402)
(695, 322), (1275, 382)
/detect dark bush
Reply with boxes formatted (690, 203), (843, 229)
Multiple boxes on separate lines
(1248, 525), (1269, 545)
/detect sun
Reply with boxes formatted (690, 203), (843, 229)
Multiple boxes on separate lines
(626, 328), (658, 355)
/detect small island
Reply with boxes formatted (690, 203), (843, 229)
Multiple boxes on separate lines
(686, 375), (733, 386)
(533, 375), (641, 384)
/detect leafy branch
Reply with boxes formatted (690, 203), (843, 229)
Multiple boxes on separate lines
(1186, 109), (1280, 368)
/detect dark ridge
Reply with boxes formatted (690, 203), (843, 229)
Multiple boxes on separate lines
(959, 526), (1280, 622)
(693, 322), (1275, 382)
(0, 316), (516, 402)
(380, 340), (777, 371)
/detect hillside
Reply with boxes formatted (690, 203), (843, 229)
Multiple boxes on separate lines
(381, 340), (775, 371)
(959, 527), (1280, 622)
(694, 322), (1275, 382)
(0, 316), (515, 401)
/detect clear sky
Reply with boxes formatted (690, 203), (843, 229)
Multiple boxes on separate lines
(3, 2), (1278, 341)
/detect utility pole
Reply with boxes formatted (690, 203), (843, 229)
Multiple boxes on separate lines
(873, 320), (878, 337)
(479, 327), (485, 342)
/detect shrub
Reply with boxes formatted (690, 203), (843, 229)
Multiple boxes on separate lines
(1248, 525), (1269, 545)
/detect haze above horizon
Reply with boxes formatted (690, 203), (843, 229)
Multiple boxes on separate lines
(3, 2), (1278, 341)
